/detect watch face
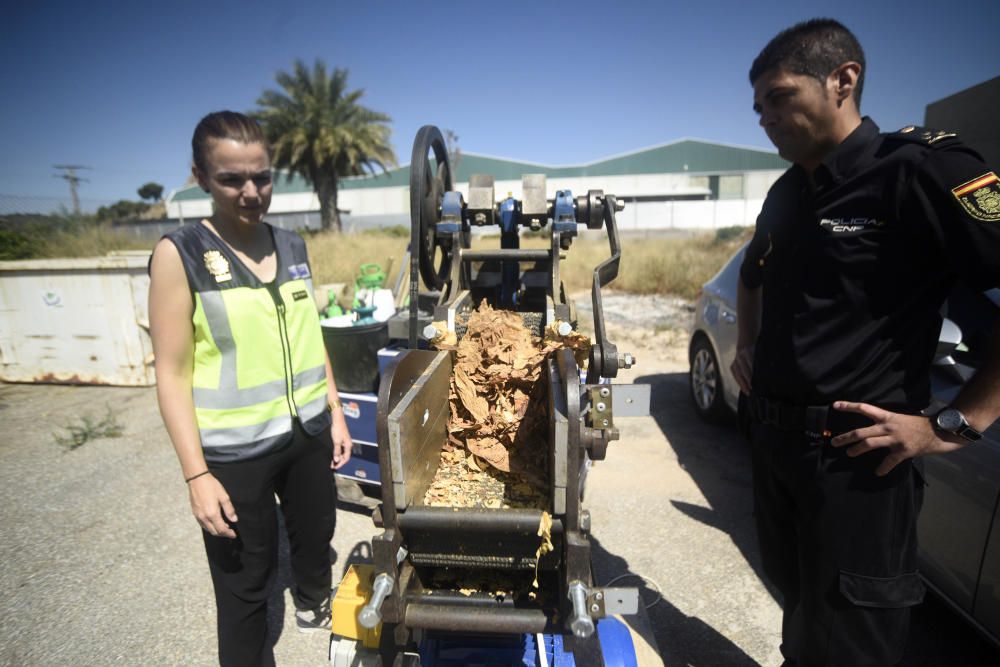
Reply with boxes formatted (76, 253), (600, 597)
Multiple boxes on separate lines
(937, 409), (964, 432)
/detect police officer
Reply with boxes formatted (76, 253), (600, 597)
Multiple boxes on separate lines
(149, 111), (352, 665)
(732, 18), (1000, 666)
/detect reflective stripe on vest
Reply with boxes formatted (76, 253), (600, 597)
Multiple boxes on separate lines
(190, 284), (327, 453)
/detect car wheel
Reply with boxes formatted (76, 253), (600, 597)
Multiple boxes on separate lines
(689, 336), (728, 422)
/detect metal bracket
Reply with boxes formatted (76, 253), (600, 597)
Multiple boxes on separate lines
(610, 384), (651, 417)
(586, 587), (639, 617)
(437, 191), (464, 234)
(553, 189), (577, 234)
(589, 385), (614, 430)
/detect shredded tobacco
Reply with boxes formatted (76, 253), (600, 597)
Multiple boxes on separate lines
(423, 302), (591, 509)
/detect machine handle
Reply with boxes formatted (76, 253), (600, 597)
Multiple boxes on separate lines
(358, 573), (394, 629)
(586, 195), (623, 383)
(567, 581), (596, 639)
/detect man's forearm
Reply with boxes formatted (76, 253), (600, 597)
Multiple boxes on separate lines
(736, 279), (762, 349)
(952, 315), (1000, 434)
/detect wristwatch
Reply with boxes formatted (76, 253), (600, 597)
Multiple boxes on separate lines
(933, 407), (983, 442)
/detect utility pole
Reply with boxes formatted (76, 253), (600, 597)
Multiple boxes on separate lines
(53, 164), (91, 215)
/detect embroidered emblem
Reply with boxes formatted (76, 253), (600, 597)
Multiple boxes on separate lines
(897, 126), (956, 144)
(288, 263), (311, 279)
(952, 172), (1000, 222)
(203, 250), (232, 282)
(924, 130), (956, 144)
(819, 217), (886, 233)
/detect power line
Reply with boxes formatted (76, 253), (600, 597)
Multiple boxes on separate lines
(53, 164), (92, 215)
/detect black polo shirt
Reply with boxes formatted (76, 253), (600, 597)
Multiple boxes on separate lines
(741, 118), (1000, 410)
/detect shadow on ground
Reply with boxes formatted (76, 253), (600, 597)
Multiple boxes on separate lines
(639, 369), (1000, 665)
(590, 535), (757, 666)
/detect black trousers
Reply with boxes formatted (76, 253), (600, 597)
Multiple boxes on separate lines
(203, 422), (337, 667)
(750, 419), (925, 666)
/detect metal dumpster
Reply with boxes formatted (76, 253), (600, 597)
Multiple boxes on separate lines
(0, 252), (155, 386)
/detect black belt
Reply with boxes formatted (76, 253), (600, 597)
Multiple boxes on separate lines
(749, 394), (884, 436)
(749, 395), (831, 435)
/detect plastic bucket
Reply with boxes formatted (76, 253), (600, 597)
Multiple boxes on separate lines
(321, 320), (390, 393)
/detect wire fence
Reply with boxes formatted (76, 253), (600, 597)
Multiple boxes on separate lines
(0, 193), (116, 217)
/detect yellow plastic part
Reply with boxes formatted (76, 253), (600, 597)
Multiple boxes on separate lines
(331, 563), (382, 649)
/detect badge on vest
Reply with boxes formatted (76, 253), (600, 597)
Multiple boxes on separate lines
(952, 172), (1000, 222)
(292, 290), (309, 301)
(288, 263), (311, 279)
(203, 250), (232, 282)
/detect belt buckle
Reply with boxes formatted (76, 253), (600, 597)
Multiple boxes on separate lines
(767, 400), (780, 426)
(755, 397), (779, 426)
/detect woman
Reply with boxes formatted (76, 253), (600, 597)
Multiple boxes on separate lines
(149, 110), (351, 666)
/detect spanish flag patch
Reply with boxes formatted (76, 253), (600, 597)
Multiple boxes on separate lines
(952, 172), (1000, 222)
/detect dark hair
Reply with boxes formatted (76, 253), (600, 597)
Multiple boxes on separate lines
(191, 111), (267, 173)
(750, 18), (865, 107)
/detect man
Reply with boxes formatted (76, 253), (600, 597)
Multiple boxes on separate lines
(733, 18), (1000, 666)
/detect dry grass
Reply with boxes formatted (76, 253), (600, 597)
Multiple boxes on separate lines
(304, 227), (409, 287)
(561, 229), (751, 299)
(305, 226), (751, 299)
(9, 217), (747, 301)
(32, 222), (152, 258)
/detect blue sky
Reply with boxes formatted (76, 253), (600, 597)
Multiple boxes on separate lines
(2, 0), (998, 212)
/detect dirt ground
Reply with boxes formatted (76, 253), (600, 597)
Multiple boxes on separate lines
(0, 293), (997, 665)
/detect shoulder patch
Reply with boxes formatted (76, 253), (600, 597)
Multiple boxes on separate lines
(892, 125), (958, 146)
(952, 172), (1000, 222)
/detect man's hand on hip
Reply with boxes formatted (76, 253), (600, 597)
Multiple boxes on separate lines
(830, 401), (966, 476)
(731, 345), (755, 395)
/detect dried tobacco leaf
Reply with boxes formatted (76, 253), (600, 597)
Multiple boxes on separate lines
(423, 302), (593, 509)
(534, 511), (554, 588)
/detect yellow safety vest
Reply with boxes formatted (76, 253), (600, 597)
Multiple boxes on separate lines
(165, 222), (330, 462)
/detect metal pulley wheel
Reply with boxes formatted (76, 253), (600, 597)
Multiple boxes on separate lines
(409, 125), (453, 290)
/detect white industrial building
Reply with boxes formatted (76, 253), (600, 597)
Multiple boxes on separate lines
(165, 138), (788, 232)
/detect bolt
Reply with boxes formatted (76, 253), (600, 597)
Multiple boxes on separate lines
(599, 387), (610, 398)
(614, 199), (625, 212)
(557, 321), (573, 337)
(580, 510), (591, 532)
(596, 402), (606, 412)
(591, 604), (600, 614)
(571, 616), (595, 639)
(595, 592), (604, 601)
(602, 419), (609, 427)
(618, 352), (635, 369)
(423, 324), (440, 340)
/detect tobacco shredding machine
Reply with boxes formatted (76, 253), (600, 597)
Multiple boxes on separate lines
(330, 126), (652, 666)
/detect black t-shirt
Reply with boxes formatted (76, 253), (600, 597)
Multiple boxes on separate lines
(740, 118), (1000, 410)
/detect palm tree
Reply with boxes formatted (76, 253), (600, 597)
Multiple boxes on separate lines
(254, 60), (397, 232)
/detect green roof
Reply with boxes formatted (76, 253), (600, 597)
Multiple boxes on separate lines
(169, 139), (787, 201)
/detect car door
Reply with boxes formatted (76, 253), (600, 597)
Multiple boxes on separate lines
(918, 285), (1000, 642)
(703, 246), (745, 411)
